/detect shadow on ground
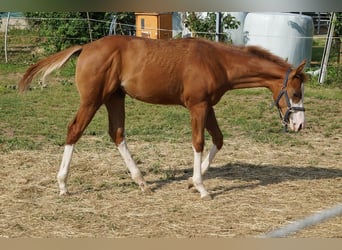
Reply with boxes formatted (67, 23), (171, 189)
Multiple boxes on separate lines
(149, 162), (342, 198)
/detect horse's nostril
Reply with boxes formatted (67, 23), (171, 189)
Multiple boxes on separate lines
(298, 123), (302, 131)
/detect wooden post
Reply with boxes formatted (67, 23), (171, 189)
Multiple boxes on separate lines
(4, 12), (10, 63)
(339, 38), (342, 64)
(86, 12), (93, 42)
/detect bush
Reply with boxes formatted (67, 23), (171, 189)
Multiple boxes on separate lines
(24, 12), (135, 54)
(184, 12), (240, 42)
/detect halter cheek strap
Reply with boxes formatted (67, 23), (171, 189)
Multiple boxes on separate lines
(270, 69), (305, 132)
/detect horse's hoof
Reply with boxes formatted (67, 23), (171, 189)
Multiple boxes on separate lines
(143, 187), (153, 195)
(187, 177), (194, 189)
(140, 183), (153, 194)
(201, 193), (212, 201)
(59, 190), (69, 196)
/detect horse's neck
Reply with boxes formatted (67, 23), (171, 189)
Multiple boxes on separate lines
(228, 61), (287, 91)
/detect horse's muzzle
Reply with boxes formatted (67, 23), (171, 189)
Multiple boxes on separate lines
(289, 119), (305, 132)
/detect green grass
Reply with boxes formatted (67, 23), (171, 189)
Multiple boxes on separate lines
(0, 83), (77, 150)
(309, 37), (342, 88)
(311, 37), (325, 63)
(0, 33), (341, 152)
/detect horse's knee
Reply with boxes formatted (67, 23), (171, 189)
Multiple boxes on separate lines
(192, 139), (204, 152)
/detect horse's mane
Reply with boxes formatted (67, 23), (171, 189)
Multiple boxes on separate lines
(242, 45), (307, 81)
(185, 38), (307, 81)
(208, 40), (291, 69)
(243, 45), (291, 69)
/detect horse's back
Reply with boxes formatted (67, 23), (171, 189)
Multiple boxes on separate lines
(76, 36), (228, 106)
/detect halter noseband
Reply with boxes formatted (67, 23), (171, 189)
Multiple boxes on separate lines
(270, 69), (305, 132)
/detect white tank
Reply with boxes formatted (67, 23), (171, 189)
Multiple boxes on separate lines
(243, 12), (313, 67)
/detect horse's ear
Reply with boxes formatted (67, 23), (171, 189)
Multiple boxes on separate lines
(296, 59), (306, 74)
(290, 59), (306, 79)
(291, 59), (308, 82)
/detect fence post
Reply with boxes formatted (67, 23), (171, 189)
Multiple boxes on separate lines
(109, 15), (117, 35)
(4, 12), (10, 63)
(318, 12), (336, 84)
(86, 12), (93, 42)
(215, 12), (221, 42)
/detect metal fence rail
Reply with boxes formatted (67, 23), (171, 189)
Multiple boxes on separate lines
(261, 203), (342, 238)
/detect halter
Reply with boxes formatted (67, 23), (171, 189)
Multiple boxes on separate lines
(270, 69), (305, 132)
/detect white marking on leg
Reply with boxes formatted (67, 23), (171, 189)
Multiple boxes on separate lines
(57, 144), (74, 195)
(118, 140), (141, 178)
(117, 140), (150, 192)
(192, 146), (211, 199)
(201, 145), (219, 175)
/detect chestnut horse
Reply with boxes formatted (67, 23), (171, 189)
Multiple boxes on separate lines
(19, 35), (306, 200)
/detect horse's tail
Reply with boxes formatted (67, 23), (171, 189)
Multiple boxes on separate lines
(18, 45), (83, 93)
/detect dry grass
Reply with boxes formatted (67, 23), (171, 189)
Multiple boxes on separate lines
(1, 130), (341, 238)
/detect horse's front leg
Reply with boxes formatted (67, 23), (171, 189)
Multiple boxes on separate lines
(189, 103), (211, 200)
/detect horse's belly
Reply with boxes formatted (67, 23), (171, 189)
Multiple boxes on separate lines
(121, 79), (183, 105)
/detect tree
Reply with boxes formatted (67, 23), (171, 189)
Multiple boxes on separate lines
(334, 12), (341, 37)
(110, 12), (136, 35)
(333, 12), (342, 63)
(24, 12), (135, 53)
(184, 12), (240, 42)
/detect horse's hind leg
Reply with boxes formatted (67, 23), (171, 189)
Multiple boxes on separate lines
(105, 92), (151, 194)
(201, 107), (223, 175)
(57, 102), (100, 195)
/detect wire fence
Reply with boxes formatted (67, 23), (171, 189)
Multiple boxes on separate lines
(1, 15), (341, 37)
(0, 12), (341, 86)
(0, 14), (341, 61)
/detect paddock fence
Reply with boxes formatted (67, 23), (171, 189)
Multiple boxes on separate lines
(261, 203), (342, 238)
(0, 13), (341, 66)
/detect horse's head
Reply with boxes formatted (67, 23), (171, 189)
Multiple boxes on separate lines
(272, 60), (307, 132)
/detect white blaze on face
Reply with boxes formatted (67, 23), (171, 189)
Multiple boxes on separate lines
(289, 83), (305, 132)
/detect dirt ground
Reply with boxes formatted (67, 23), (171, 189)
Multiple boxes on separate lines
(1, 129), (341, 238)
